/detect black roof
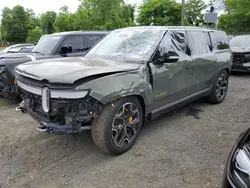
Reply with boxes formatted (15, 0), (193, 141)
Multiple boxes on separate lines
(51, 31), (110, 36)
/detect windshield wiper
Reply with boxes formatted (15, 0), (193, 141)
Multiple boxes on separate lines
(32, 51), (44, 55)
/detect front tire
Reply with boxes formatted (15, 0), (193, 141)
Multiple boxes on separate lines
(91, 96), (143, 155)
(209, 70), (229, 104)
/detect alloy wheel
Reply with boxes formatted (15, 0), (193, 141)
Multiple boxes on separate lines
(111, 102), (140, 148)
(216, 73), (228, 100)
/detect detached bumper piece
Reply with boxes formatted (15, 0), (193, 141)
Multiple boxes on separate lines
(38, 122), (91, 134)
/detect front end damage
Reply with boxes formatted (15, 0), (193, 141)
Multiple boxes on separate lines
(231, 52), (250, 72)
(17, 78), (103, 134)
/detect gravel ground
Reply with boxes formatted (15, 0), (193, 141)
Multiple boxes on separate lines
(0, 73), (250, 188)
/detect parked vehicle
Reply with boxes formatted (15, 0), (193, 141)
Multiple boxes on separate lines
(15, 26), (232, 155)
(0, 31), (109, 99)
(230, 35), (250, 72)
(228, 35), (234, 42)
(0, 43), (35, 54)
(222, 128), (250, 188)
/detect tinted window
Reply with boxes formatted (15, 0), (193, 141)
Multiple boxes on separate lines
(60, 35), (85, 52)
(204, 32), (212, 52)
(85, 35), (103, 48)
(187, 31), (209, 55)
(213, 31), (229, 50)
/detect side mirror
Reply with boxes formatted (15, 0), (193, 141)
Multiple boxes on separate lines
(156, 51), (179, 64)
(60, 45), (72, 54)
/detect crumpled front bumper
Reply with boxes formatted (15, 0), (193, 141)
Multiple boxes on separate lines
(22, 100), (93, 135)
(38, 122), (91, 134)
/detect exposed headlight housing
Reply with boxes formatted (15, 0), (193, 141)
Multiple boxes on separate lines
(0, 66), (6, 74)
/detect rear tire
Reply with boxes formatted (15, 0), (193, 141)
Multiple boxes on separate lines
(91, 96), (143, 155)
(209, 70), (229, 104)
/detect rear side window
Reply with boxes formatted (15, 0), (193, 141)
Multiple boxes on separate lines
(60, 35), (85, 52)
(187, 31), (209, 55)
(211, 31), (229, 50)
(85, 35), (104, 48)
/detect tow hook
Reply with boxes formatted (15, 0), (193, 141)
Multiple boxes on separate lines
(37, 125), (48, 132)
(16, 101), (27, 113)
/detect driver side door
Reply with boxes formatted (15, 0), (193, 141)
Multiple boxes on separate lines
(149, 30), (194, 111)
(57, 35), (87, 57)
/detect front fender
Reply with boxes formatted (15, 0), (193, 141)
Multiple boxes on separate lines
(76, 67), (153, 114)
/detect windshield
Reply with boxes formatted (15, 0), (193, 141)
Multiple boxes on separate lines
(230, 35), (250, 49)
(85, 29), (166, 62)
(31, 35), (62, 55)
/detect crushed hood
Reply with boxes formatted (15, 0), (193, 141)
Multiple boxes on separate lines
(16, 57), (141, 84)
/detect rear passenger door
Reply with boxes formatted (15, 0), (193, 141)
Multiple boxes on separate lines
(187, 31), (216, 92)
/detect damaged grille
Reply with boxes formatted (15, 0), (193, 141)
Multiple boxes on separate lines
(20, 88), (50, 121)
(19, 87), (102, 126)
(232, 53), (249, 65)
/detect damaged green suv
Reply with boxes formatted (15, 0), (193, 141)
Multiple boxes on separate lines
(15, 26), (232, 155)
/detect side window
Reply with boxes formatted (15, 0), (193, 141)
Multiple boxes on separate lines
(60, 35), (85, 53)
(187, 31), (209, 55)
(214, 31), (229, 50)
(209, 32), (217, 50)
(85, 35), (103, 48)
(204, 32), (213, 52)
(155, 30), (188, 60)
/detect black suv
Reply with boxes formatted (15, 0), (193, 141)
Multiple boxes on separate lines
(0, 31), (109, 99)
(230, 35), (250, 72)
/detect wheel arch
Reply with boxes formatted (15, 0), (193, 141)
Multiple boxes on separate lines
(102, 93), (149, 117)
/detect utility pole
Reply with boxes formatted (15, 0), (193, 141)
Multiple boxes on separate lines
(181, 0), (185, 26)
